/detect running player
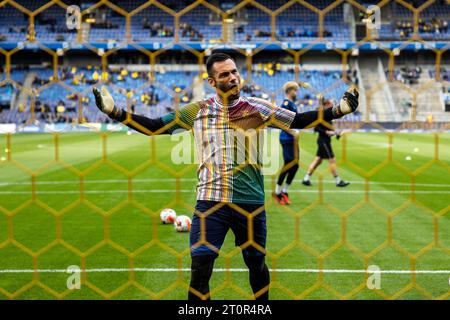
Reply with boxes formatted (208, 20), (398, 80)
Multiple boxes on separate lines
(273, 81), (301, 205)
(302, 98), (350, 187)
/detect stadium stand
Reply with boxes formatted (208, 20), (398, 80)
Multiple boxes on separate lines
(1, 0), (448, 44)
(0, 0), (447, 125)
(0, 3), (29, 43)
(131, 6), (175, 43)
(0, 63), (361, 124)
(385, 63), (449, 121)
(378, 0), (450, 41)
(34, 5), (78, 43)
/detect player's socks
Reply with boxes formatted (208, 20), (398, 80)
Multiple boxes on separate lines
(335, 176), (341, 184)
(243, 255), (270, 300)
(275, 184), (282, 195)
(280, 183), (292, 204)
(302, 174), (312, 186)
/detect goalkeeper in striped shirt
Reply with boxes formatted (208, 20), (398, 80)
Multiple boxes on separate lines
(93, 53), (359, 300)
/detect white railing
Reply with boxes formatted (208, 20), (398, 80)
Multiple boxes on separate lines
(355, 60), (367, 118)
(377, 58), (398, 121)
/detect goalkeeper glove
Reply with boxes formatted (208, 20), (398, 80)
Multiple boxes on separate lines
(93, 86), (122, 119)
(332, 88), (359, 118)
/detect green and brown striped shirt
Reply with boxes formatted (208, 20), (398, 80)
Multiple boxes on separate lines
(161, 96), (296, 204)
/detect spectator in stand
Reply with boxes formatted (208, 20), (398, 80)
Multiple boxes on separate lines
(396, 18), (448, 38)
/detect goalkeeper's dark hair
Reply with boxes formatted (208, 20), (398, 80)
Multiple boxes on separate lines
(206, 53), (235, 77)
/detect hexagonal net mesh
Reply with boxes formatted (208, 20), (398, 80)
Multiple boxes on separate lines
(0, 0), (449, 300)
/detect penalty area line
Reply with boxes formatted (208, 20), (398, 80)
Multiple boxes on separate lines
(0, 189), (449, 195)
(0, 268), (449, 274)
(1, 179), (449, 188)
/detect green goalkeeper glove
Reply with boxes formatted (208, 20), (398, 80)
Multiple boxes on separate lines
(332, 87), (359, 118)
(93, 86), (122, 119)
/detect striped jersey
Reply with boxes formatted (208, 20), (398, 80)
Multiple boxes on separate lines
(161, 96), (296, 204)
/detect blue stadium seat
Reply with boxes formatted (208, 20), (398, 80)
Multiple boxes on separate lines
(1, 65), (361, 124)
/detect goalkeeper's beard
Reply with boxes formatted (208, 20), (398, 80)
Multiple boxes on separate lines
(216, 83), (240, 105)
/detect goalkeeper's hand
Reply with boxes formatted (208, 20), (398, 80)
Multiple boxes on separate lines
(332, 87), (359, 118)
(93, 86), (122, 119)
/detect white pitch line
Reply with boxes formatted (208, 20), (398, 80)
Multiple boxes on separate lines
(0, 268), (449, 274)
(0, 189), (449, 195)
(0, 179), (449, 188)
(0, 178), (199, 186)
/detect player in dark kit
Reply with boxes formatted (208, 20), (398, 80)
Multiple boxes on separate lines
(273, 81), (301, 205)
(93, 53), (359, 300)
(302, 98), (351, 187)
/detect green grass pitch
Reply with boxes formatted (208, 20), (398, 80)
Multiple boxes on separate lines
(0, 130), (449, 300)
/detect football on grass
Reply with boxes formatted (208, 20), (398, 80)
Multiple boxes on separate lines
(174, 215), (191, 232)
(160, 208), (177, 224)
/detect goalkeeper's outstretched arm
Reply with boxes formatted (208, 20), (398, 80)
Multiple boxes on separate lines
(115, 110), (167, 135)
(93, 86), (170, 135)
(289, 89), (359, 130)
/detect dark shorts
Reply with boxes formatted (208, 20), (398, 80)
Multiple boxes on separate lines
(281, 141), (298, 163)
(190, 201), (267, 257)
(317, 141), (334, 159)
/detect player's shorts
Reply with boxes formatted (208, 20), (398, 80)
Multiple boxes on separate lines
(316, 141), (334, 159)
(190, 200), (267, 258)
(281, 141), (298, 163)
